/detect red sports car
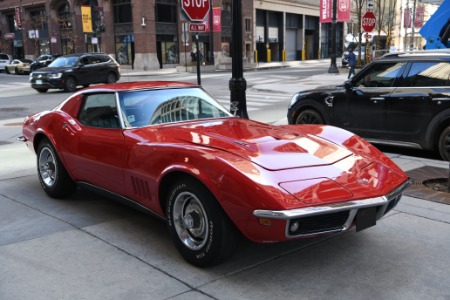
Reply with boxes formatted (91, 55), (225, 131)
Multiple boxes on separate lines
(20, 81), (411, 267)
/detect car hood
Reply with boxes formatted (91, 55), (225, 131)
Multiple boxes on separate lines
(157, 118), (353, 171)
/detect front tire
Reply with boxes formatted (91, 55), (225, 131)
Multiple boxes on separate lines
(295, 109), (325, 124)
(166, 177), (237, 267)
(438, 126), (450, 161)
(64, 76), (77, 92)
(37, 139), (76, 198)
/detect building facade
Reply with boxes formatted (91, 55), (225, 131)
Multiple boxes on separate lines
(0, 0), (343, 71)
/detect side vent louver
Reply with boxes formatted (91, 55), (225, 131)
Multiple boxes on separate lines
(131, 176), (152, 201)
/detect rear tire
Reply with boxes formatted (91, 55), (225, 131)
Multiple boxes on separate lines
(106, 72), (117, 84)
(438, 126), (450, 161)
(295, 109), (325, 124)
(166, 177), (238, 267)
(37, 138), (76, 198)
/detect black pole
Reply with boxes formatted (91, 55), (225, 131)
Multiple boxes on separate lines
(229, 0), (248, 118)
(328, 0), (339, 74)
(209, 4), (214, 65)
(195, 34), (201, 85)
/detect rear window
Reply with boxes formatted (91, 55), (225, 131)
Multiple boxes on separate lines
(0, 54), (9, 60)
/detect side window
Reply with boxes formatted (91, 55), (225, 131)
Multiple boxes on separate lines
(79, 56), (91, 65)
(355, 62), (405, 88)
(399, 62), (450, 87)
(78, 93), (121, 129)
(91, 55), (103, 64)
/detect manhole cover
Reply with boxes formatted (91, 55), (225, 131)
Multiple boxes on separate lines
(404, 166), (450, 205)
(0, 107), (27, 112)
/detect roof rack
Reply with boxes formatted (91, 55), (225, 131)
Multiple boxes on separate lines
(382, 49), (450, 58)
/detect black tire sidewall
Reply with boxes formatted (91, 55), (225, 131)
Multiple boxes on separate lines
(65, 77), (77, 92)
(439, 127), (450, 161)
(166, 178), (235, 267)
(296, 109), (324, 124)
(37, 139), (75, 198)
(107, 73), (116, 83)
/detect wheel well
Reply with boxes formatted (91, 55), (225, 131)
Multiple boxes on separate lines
(432, 119), (450, 151)
(158, 171), (203, 216)
(32, 133), (50, 153)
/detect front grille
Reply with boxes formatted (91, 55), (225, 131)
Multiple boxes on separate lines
(288, 210), (350, 236)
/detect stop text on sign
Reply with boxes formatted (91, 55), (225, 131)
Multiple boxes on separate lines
(362, 18), (376, 28)
(182, 0), (210, 22)
(183, 0), (208, 6)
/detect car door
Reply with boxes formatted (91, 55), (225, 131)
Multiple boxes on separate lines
(333, 62), (405, 139)
(388, 60), (450, 145)
(76, 56), (94, 85)
(60, 92), (126, 195)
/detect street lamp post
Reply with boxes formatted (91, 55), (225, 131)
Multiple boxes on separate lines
(328, 0), (339, 74)
(229, 0), (249, 118)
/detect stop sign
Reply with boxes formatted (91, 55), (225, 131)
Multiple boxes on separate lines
(182, 0), (210, 22)
(362, 11), (376, 32)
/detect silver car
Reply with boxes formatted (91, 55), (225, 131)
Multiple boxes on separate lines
(0, 53), (12, 72)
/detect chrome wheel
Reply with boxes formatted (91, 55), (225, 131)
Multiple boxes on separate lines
(38, 146), (57, 188)
(173, 191), (208, 250)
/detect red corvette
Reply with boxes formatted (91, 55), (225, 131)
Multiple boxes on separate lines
(20, 81), (411, 267)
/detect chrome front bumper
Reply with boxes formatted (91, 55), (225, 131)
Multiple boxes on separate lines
(253, 179), (412, 238)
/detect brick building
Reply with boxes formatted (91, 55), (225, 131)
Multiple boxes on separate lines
(0, 0), (342, 71)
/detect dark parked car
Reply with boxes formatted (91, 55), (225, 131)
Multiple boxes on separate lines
(29, 53), (120, 93)
(30, 54), (60, 72)
(288, 49), (450, 160)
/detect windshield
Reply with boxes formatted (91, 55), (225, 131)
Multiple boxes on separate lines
(119, 87), (232, 128)
(48, 56), (78, 67)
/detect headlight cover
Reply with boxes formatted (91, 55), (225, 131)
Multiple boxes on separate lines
(48, 73), (63, 79)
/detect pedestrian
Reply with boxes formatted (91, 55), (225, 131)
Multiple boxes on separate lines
(347, 48), (356, 79)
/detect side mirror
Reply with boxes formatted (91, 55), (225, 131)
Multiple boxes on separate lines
(344, 80), (353, 90)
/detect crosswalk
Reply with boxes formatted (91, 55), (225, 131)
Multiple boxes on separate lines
(0, 77), (293, 113)
(216, 90), (290, 112)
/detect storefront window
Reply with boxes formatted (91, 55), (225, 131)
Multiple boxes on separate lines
(115, 34), (133, 65)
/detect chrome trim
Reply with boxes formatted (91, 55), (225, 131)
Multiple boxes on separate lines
(253, 196), (387, 220)
(364, 138), (422, 149)
(253, 179), (411, 238)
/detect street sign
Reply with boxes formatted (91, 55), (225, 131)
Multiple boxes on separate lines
(181, 0), (210, 22)
(366, 0), (374, 11)
(362, 11), (376, 33)
(189, 23), (206, 32)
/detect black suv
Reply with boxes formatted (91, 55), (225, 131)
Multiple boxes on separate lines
(288, 50), (450, 160)
(30, 53), (120, 93)
(29, 54), (60, 72)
